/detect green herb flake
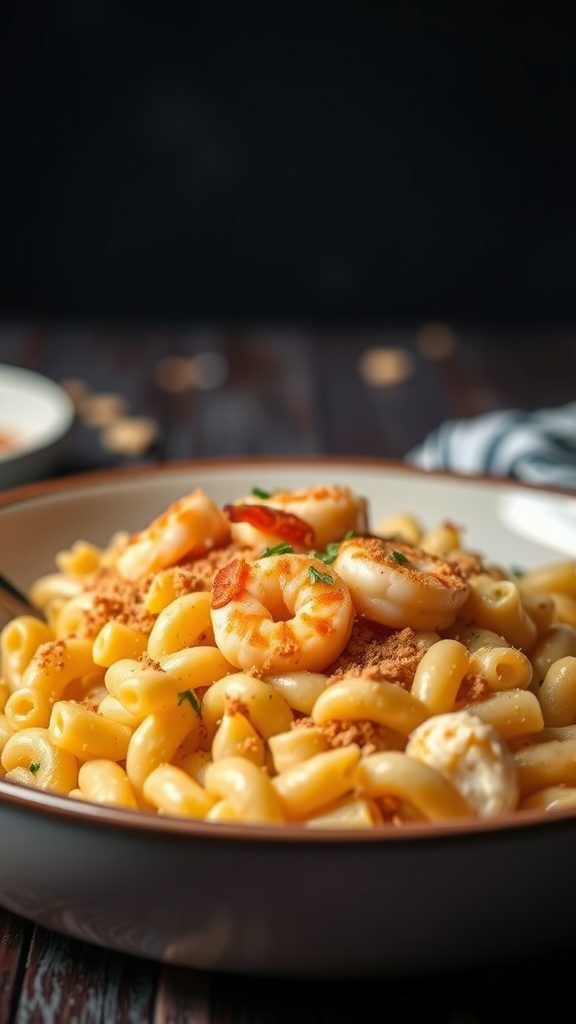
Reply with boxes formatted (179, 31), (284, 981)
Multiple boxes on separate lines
(251, 486), (272, 499)
(309, 565), (334, 585)
(313, 531), (356, 565)
(29, 762), (41, 775)
(263, 541), (293, 557)
(390, 550), (409, 565)
(313, 541), (340, 565)
(177, 689), (201, 715)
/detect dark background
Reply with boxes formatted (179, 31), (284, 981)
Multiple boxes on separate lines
(2, 0), (576, 327)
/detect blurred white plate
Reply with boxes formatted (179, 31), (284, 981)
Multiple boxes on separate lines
(0, 364), (75, 488)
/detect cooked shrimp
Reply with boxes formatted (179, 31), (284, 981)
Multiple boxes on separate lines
(333, 536), (469, 631)
(224, 484), (369, 552)
(116, 488), (231, 580)
(210, 552), (355, 673)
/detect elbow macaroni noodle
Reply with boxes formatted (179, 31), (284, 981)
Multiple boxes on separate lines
(3, 480), (576, 828)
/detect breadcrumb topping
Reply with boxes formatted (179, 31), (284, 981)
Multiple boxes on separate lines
(327, 622), (427, 690)
(73, 542), (254, 638)
(75, 568), (156, 637)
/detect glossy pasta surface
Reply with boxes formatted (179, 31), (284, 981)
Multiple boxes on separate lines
(2, 481), (576, 829)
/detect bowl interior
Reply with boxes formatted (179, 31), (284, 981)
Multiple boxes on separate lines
(0, 458), (573, 590)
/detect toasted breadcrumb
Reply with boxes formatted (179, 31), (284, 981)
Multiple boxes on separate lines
(456, 673), (491, 704)
(173, 543), (256, 592)
(327, 622), (426, 690)
(446, 550), (485, 580)
(224, 696), (250, 718)
(73, 542), (254, 638)
(75, 568), (156, 637)
(291, 714), (394, 756)
(139, 652), (163, 671)
(36, 638), (67, 671)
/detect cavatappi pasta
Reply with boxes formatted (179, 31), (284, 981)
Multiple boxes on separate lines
(3, 481), (576, 827)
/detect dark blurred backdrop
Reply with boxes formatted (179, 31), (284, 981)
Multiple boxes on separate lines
(2, 0), (576, 326)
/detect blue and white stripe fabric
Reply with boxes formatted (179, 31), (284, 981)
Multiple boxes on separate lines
(406, 402), (576, 490)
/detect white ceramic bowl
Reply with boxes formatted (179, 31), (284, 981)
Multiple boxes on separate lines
(1, 458), (576, 977)
(0, 364), (75, 488)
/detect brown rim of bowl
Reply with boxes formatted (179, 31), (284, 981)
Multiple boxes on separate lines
(0, 453), (574, 509)
(1, 773), (574, 844)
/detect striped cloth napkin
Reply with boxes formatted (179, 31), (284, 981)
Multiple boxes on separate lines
(406, 402), (576, 490)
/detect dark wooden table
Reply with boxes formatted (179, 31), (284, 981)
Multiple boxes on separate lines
(1, 320), (576, 1022)
(3, 320), (576, 470)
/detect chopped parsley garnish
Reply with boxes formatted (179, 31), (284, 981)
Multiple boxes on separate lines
(313, 531), (356, 565)
(177, 689), (201, 715)
(313, 541), (340, 565)
(309, 565), (334, 584)
(29, 762), (41, 775)
(390, 550), (409, 565)
(263, 541), (294, 557)
(251, 486), (272, 499)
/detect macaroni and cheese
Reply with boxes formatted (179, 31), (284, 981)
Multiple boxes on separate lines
(2, 481), (576, 828)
